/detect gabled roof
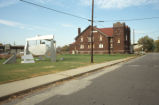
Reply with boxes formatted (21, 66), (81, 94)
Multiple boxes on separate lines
(96, 28), (113, 37)
(75, 26), (91, 40)
(75, 26), (113, 40)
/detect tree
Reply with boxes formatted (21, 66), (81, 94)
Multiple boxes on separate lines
(154, 40), (159, 52)
(56, 45), (70, 54)
(56, 46), (61, 54)
(61, 45), (70, 52)
(138, 35), (154, 52)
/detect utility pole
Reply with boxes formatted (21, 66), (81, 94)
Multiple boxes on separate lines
(133, 29), (135, 53)
(108, 37), (111, 55)
(133, 29), (135, 45)
(91, 0), (94, 63)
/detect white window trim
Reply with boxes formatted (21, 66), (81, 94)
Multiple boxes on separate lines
(117, 38), (120, 43)
(100, 35), (102, 41)
(80, 37), (83, 42)
(110, 43), (113, 48)
(88, 37), (94, 42)
(110, 38), (113, 42)
(126, 35), (128, 41)
(99, 43), (103, 48)
(80, 44), (84, 49)
(88, 44), (91, 49)
(87, 37), (91, 42)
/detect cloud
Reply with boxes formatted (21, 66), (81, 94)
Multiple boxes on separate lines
(0, 0), (18, 8)
(0, 19), (22, 27)
(0, 19), (53, 31)
(0, 0), (53, 8)
(135, 30), (147, 34)
(81, 0), (159, 9)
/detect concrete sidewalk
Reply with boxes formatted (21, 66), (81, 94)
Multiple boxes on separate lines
(0, 57), (135, 100)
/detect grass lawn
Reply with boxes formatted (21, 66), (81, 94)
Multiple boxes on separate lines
(0, 54), (135, 84)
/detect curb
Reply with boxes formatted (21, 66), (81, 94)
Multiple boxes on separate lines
(0, 56), (137, 102)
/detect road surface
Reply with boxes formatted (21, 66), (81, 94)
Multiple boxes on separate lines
(3, 53), (159, 105)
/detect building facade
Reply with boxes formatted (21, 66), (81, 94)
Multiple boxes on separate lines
(69, 22), (131, 54)
(0, 44), (24, 54)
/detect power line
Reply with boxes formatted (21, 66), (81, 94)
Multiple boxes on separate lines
(94, 21), (105, 28)
(135, 31), (159, 35)
(19, 0), (159, 24)
(103, 17), (159, 22)
(19, 0), (91, 21)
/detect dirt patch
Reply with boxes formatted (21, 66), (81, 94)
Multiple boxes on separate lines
(11, 69), (27, 73)
(43, 66), (55, 69)
(30, 70), (59, 78)
(63, 62), (87, 64)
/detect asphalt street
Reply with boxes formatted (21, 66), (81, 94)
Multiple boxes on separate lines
(3, 53), (159, 105)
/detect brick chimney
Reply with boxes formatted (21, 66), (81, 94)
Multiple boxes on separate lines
(78, 28), (81, 35)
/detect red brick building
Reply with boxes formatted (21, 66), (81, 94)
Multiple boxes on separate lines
(69, 22), (131, 54)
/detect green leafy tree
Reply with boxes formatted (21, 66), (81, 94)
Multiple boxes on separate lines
(154, 40), (159, 52)
(56, 46), (61, 54)
(138, 35), (154, 52)
(61, 45), (70, 52)
(56, 45), (70, 54)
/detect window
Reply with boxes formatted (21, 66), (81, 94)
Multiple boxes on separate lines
(88, 37), (91, 42)
(110, 43), (113, 48)
(88, 44), (91, 49)
(117, 38), (120, 43)
(80, 44), (84, 49)
(100, 35), (102, 41)
(88, 44), (95, 48)
(93, 44), (95, 48)
(87, 37), (94, 42)
(110, 38), (113, 42)
(99, 44), (103, 48)
(126, 35), (128, 41)
(80, 37), (83, 42)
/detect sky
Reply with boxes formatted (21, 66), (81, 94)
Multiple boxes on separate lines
(0, 0), (159, 47)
